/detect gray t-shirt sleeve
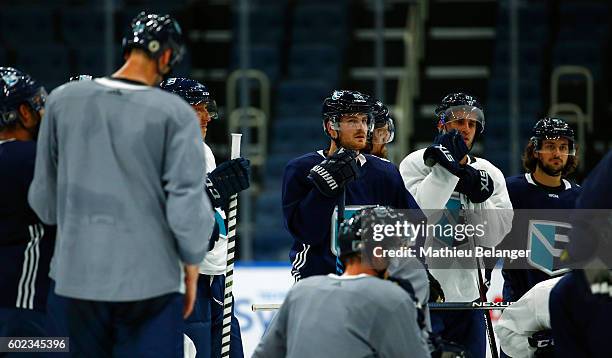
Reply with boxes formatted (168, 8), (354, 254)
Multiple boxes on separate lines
(374, 299), (430, 358)
(28, 91), (59, 225)
(252, 292), (289, 358)
(162, 103), (214, 265)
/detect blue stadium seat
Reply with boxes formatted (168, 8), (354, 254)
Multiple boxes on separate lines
(292, 5), (347, 45)
(15, 45), (70, 90)
(264, 152), (302, 179)
(289, 44), (342, 84)
(275, 80), (333, 117)
(1, 8), (55, 46)
(552, 41), (604, 80)
(60, 8), (107, 46)
(231, 45), (281, 83)
(233, 5), (285, 45)
(559, 2), (610, 28)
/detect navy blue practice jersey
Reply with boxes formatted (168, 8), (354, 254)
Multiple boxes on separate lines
(0, 140), (55, 311)
(282, 150), (422, 280)
(501, 173), (581, 301)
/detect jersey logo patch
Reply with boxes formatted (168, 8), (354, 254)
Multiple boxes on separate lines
(527, 220), (571, 275)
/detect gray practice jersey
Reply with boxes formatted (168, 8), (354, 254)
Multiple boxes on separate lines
(28, 77), (214, 301)
(253, 274), (430, 358)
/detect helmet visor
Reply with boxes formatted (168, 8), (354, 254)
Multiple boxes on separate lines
(533, 136), (576, 156)
(204, 100), (218, 121)
(330, 112), (375, 134)
(441, 105), (485, 133)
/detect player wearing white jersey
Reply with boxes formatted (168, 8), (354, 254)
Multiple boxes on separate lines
(495, 277), (561, 358)
(160, 78), (250, 358)
(399, 92), (513, 357)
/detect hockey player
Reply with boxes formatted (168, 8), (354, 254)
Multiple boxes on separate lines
(399, 92), (513, 357)
(28, 12), (214, 357)
(495, 277), (561, 358)
(501, 118), (581, 305)
(160, 77), (249, 358)
(364, 100), (395, 159)
(0, 67), (55, 340)
(549, 150), (612, 358)
(253, 206), (430, 358)
(282, 90), (421, 281)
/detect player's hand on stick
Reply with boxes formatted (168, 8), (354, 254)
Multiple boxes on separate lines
(183, 264), (199, 319)
(455, 166), (494, 203)
(308, 148), (360, 197)
(205, 157), (250, 208)
(423, 129), (469, 172)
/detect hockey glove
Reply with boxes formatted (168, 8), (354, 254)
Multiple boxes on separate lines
(423, 130), (469, 173)
(528, 330), (554, 357)
(428, 270), (445, 303)
(308, 148), (360, 198)
(455, 165), (494, 203)
(205, 157), (251, 208)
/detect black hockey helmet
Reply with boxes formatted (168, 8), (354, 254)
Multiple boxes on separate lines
(530, 117), (576, 155)
(122, 12), (185, 68)
(0, 67), (47, 129)
(159, 77), (218, 119)
(434, 92), (485, 134)
(337, 206), (410, 263)
(322, 90), (375, 139)
(370, 100), (395, 144)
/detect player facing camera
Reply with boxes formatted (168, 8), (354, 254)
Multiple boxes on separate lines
(523, 117), (578, 178)
(322, 90), (376, 153)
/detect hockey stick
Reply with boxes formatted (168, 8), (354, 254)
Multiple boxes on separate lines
(221, 133), (242, 358)
(251, 301), (513, 312)
(477, 256), (499, 358)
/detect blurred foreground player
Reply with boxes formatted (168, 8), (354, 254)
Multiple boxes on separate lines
(253, 206), (430, 358)
(399, 92), (513, 358)
(160, 77), (249, 358)
(0, 67), (55, 344)
(549, 150), (612, 358)
(282, 90), (421, 281)
(28, 12), (214, 357)
(501, 118), (581, 306)
(495, 277), (561, 358)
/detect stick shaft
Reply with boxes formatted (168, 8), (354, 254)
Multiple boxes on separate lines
(251, 301), (513, 312)
(221, 133), (242, 357)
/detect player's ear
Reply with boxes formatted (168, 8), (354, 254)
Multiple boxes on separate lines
(327, 121), (338, 139)
(17, 104), (35, 127)
(158, 48), (172, 71)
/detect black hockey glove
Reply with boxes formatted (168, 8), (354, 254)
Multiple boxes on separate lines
(205, 157), (250, 208)
(308, 148), (360, 198)
(427, 270), (445, 303)
(528, 330), (554, 357)
(454, 165), (494, 203)
(423, 130), (469, 174)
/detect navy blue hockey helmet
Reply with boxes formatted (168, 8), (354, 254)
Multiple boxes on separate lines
(159, 77), (218, 120)
(435, 92), (485, 134)
(122, 12), (185, 68)
(0, 67), (47, 129)
(531, 117), (576, 155)
(371, 100), (395, 144)
(337, 206), (409, 263)
(69, 74), (92, 82)
(322, 90), (375, 138)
